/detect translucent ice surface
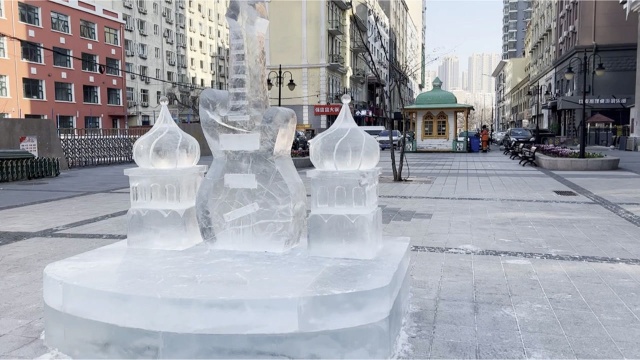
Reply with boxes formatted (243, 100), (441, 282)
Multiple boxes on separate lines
(196, 0), (305, 252)
(133, 97), (200, 169)
(126, 97), (206, 250)
(309, 94), (380, 171)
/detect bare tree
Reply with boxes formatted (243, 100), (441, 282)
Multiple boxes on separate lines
(166, 88), (203, 122)
(351, 2), (451, 181)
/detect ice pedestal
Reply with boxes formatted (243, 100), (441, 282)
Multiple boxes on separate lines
(42, 237), (410, 358)
(307, 169), (382, 259)
(125, 166), (207, 250)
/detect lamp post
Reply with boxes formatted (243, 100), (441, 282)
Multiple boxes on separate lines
(527, 85), (551, 141)
(564, 49), (606, 158)
(267, 64), (296, 107)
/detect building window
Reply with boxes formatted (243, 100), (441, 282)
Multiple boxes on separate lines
(0, 36), (6, 58)
(423, 113), (434, 137)
(81, 53), (97, 72)
(23, 78), (43, 99)
(18, 2), (40, 26)
(0, 75), (8, 97)
(140, 89), (149, 103)
(167, 71), (175, 82)
(58, 115), (74, 128)
(53, 47), (71, 67)
(105, 57), (120, 75)
(54, 82), (73, 101)
(51, 12), (69, 33)
(156, 91), (161, 104)
(21, 41), (42, 63)
(107, 88), (121, 105)
(126, 87), (135, 103)
(80, 19), (96, 40)
(141, 115), (150, 126)
(84, 116), (100, 128)
(104, 27), (119, 45)
(83, 85), (99, 103)
(436, 112), (447, 136)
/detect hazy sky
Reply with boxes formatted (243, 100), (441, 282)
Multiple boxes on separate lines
(405, 0), (503, 71)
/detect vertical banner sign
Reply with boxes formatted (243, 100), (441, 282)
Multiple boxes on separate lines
(19, 136), (38, 157)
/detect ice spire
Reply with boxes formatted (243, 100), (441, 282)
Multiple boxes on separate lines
(133, 96), (200, 169)
(309, 94), (380, 170)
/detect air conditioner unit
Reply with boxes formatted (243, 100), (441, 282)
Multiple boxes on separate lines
(138, 6), (147, 14)
(124, 0), (133, 8)
(569, 25), (575, 32)
(139, 28), (147, 36)
(130, 73), (136, 79)
(139, 52), (147, 59)
(125, 23), (134, 31)
(565, 4), (570, 10)
(168, 59), (176, 66)
(145, 78), (151, 84)
(126, 50), (134, 56)
(563, 30), (568, 37)
(128, 101), (137, 107)
(166, 38), (174, 44)
(141, 101), (149, 107)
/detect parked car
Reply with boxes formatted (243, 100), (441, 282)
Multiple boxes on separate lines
(360, 126), (386, 137)
(493, 131), (506, 144)
(291, 131), (308, 150)
(528, 128), (556, 144)
(502, 128), (534, 145)
(376, 130), (402, 150)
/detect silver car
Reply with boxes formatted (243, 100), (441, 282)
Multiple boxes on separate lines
(493, 131), (506, 144)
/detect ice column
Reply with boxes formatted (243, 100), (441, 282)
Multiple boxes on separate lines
(125, 96), (207, 250)
(307, 94), (382, 259)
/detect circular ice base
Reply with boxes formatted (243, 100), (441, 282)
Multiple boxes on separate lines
(43, 238), (410, 359)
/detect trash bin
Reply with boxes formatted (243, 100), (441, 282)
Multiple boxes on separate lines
(470, 137), (480, 153)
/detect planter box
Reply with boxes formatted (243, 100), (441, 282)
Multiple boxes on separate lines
(293, 156), (313, 169)
(536, 153), (619, 171)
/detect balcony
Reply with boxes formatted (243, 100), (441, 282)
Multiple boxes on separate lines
(350, 67), (366, 82)
(328, 54), (345, 72)
(331, 0), (351, 10)
(328, 20), (344, 36)
(351, 36), (367, 53)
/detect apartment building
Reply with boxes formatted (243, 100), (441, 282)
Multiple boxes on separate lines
(502, 0), (532, 59)
(553, 0), (637, 139)
(363, 0), (390, 126)
(492, 58), (528, 130)
(89, 0), (229, 126)
(437, 56), (459, 91)
(0, 0), (126, 128)
(467, 53), (501, 94)
(622, 0), (640, 138)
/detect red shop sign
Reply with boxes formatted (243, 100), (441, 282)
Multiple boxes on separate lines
(314, 104), (341, 116)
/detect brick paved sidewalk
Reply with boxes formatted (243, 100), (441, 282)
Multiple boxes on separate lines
(2, 150), (640, 359)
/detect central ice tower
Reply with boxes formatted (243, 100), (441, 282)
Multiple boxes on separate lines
(196, 0), (305, 252)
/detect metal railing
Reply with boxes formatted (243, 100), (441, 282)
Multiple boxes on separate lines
(58, 128), (150, 168)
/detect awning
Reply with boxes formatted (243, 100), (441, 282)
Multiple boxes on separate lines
(586, 113), (615, 123)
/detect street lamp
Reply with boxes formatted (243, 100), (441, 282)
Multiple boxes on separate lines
(267, 64), (296, 107)
(527, 85), (551, 139)
(563, 49), (606, 158)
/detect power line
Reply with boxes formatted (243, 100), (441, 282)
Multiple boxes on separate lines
(0, 31), (208, 91)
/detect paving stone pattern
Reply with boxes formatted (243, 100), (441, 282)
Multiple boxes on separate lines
(2, 149), (640, 358)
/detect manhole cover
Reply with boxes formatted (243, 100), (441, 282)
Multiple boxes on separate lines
(554, 190), (578, 196)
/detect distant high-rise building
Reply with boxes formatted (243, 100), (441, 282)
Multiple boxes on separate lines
(467, 53), (501, 93)
(424, 70), (437, 91)
(502, 0), (531, 59)
(461, 71), (468, 91)
(437, 56), (459, 91)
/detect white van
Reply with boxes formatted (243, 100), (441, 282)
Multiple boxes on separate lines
(359, 126), (386, 137)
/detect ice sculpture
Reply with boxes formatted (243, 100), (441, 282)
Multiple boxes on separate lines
(41, 1), (410, 358)
(307, 95), (382, 259)
(124, 96), (207, 250)
(196, 0), (306, 252)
